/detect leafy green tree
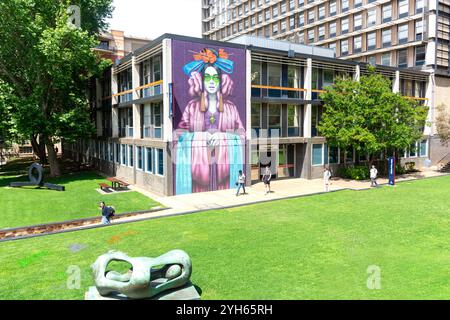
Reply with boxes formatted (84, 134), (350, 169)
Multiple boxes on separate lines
(0, 0), (113, 176)
(318, 68), (429, 166)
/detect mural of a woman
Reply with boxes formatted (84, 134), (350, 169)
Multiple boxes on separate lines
(174, 48), (246, 194)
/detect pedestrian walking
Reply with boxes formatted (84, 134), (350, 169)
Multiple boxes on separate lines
(262, 166), (272, 195)
(99, 201), (115, 224)
(236, 170), (246, 196)
(323, 167), (332, 192)
(370, 165), (379, 188)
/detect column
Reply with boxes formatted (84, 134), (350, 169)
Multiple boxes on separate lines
(393, 70), (400, 93)
(162, 38), (173, 143)
(111, 66), (119, 138)
(132, 56), (141, 139)
(303, 58), (312, 138)
(354, 64), (360, 82)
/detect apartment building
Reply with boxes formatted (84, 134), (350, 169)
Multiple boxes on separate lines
(64, 34), (434, 196)
(202, 0), (449, 74)
(95, 29), (151, 62)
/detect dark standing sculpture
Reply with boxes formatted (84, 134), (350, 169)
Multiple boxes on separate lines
(9, 163), (65, 191)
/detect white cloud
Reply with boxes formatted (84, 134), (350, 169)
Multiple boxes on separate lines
(107, 0), (202, 40)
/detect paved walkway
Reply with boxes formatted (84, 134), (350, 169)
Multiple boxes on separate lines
(118, 168), (447, 224)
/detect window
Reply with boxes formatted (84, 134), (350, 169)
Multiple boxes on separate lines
(409, 142), (417, 157)
(121, 144), (127, 166)
(109, 143), (114, 162)
(153, 56), (161, 82)
(145, 147), (153, 173)
(416, 20), (423, 41)
(329, 0), (337, 16)
(290, 0), (295, 10)
(341, 0), (349, 12)
(341, 39), (349, 55)
(329, 22), (337, 37)
(268, 104), (281, 135)
(353, 35), (362, 53)
(281, 2), (287, 14)
(251, 103), (261, 136)
(287, 65), (300, 98)
(398, 0), (409, 18)
(382, 4), (392, 23)
(354, 0), (362, 8)
(416, 0), (424, 13)
(128, 145), (134, 167)
(319, 5), (325, 19)
(328, 146), (339, 164)
(137, 146), (143, 170)
(308, 9), (315, 23)
(415, 45), (426, 66)
(367, 55), (376, 65)
(268, 64), (281, 87)
(354, 13), (362, 31)
(398, 24), (409, 44)
(341, 18), (349, 34)
(382, 28), (391, 47)
(367, 8), (376, 27)
(156, 149), (164, 175)
(419, 139), (428, 157)
(272, 23), (278, 35)
(367, 32), (376, 50)
(115, 143), (120, 163)
(281, 20), (286, 33)
(289, 16), (295, 30)
(381, 53), (391, 66)
(312, 144), (324, 166)
(298, 13), (304, 27)
(273, 5), (278, 18)
(398, 49), (408, 67)
(298, 0), (304, 7)
(287, 105), (300, 136)
(308, 29), (315, 42)
(329, 42), (336, 54)
(323, 69), (334, 87)
(265, 9), (270, 21)
(318, 25), (325, 40)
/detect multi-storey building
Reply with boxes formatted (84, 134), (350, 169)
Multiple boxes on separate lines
(202, 0), (449, 74)
(95, 29), (151, 62)
(64, 34), (435, 196)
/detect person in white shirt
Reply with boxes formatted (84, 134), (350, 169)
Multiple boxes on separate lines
(236, 170), (246, 196)
(370, 165), (378, 187)
(323, 167), (332, 192)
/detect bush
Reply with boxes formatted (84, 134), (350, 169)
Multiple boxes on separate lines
(339, 166), (370, 180)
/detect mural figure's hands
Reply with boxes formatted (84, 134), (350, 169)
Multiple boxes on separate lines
(221, 74), (234, 98)
(188, 71), (203, 97)
(208, 132), (221, 148)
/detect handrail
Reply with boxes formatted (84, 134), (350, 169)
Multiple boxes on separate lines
(251, 85), (307, 92)
(135, 79), (163, 92)
(112, 89), (134, 98)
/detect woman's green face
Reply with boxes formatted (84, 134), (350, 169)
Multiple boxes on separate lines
(204, 66), (220, 94)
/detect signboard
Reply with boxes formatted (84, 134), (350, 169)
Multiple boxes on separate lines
(388, 157), (396, 186)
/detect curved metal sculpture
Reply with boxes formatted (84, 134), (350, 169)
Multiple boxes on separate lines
(10, 163), (65, 191)
(91, 250), (193, 299)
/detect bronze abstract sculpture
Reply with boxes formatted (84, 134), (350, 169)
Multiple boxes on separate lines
(91, 250), (193, 299)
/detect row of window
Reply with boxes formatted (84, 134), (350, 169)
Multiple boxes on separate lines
(118, 103), (163, 139)
(209, 0), (424, 40)
(312, 139), (429, 166)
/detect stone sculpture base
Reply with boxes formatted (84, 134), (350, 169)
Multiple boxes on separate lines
(84, 282), (201, 300)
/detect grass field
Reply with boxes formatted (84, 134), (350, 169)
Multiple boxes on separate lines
(0, 165), (160, 229)
(0, 175), (449, 300)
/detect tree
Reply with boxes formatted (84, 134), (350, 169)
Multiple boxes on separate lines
(435, 103), (450, 146)
(0, 0), (113, 176)
(318, 68), (429, 167)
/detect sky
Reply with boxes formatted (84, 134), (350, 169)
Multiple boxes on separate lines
(107, 0), (202, 39)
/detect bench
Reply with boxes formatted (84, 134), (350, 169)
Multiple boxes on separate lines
(99, 183), (110, 191)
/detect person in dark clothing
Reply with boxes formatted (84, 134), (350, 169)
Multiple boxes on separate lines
(99, 201), (114, 225)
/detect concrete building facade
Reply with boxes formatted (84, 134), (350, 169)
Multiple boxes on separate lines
(64, 34), (433, 196)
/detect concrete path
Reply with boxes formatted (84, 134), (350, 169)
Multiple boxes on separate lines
(120, 168), (447, 224)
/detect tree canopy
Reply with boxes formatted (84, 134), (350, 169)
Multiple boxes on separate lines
(0, 0), (113, 175)
(318, 68), (429, 164)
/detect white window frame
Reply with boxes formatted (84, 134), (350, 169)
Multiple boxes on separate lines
(312, 143), (325, 166)
(155, 148), (165, 177)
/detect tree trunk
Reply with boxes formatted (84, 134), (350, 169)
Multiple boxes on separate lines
(30, 134), (47, 164)
(45, 139), (61, 177)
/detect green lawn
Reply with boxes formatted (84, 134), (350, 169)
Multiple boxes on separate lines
(1, 175), (450, 299)
(0, 170), (160, 229)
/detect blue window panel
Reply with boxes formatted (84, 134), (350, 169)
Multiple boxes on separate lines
(312, 144), (323, 165)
